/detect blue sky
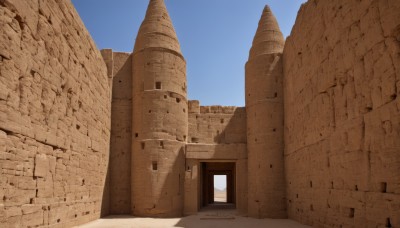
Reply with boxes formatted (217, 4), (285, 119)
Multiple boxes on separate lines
(72, 0), (307, 107)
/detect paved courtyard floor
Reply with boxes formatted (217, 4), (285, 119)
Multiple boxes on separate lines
(77, 205), (310, 228)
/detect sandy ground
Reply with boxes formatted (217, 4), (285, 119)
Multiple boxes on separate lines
(214, 191), (227, 202)
(77, 205), (310, 228)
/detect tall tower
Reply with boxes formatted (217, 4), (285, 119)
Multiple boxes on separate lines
(245, 6), (286, 218)
(131, 0), (188, 217)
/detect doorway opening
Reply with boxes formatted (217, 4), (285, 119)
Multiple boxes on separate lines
(214, 175), (227, 203)
(200, 162), (235, 209)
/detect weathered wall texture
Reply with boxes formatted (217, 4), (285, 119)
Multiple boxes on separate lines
(284, 0), (400, 227)
(101, 50), (132, 215)
(0, 0), (111, 227)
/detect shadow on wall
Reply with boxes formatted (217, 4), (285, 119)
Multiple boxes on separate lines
(101, 52), (133, 216)
(101, 164), (111, 217)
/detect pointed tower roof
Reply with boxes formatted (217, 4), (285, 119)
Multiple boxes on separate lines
(248, 5), (284, 60)
(133, 0), (182, 55)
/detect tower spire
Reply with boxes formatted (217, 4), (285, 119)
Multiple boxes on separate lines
(249, 5), (284, 59)
(131, 0), (187, 218)
(134, 0), (182, 55)
(245, 5), (286, 219)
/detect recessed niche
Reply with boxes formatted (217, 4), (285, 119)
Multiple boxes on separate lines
(148, 110), (152, 113)
(310, 181), (313, 188)
(164, 95), (168, 99)
(152, 161), (158, 171)
(355, 185), (358, 191)
(220, 119), (224, 124)
(135, 133), (139, 138)
(380, 182), (387, 193)
(160, 141), (164, 148)
(270, 164), (273, 168)
(386, 218), (392, 228)
(176, 98), (181, 103)
(141, 142), (145, 150)
(155, 81), (161, 90)
(349, 208), (355, 218)
(310, 204), (314, 211)
(183, 108), (186, 113)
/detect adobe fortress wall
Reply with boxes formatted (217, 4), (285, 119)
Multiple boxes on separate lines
(283, 0), (400, 226)
(0, 0), (111, 226)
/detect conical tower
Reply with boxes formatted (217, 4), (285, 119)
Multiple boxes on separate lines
(131, 0), (187, 217)
(245, 5), (286, 218)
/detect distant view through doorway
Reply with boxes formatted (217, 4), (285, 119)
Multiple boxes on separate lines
(200, 162), (235, 208)
(214, 175), (227, 202)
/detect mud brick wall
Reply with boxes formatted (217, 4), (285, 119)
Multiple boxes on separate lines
(101, 50), (132, 215)
(283, 0), (400, 227)
(188, 100), (246, 145)
(0, 0), (111, 227)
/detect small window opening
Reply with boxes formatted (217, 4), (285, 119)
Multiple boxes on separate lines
(310, 181), (313, 188)
(220, 119), (224, 124)
(141, 142), (145, 150)
(270, 164), (273, 168)
(386, 218), (392, 228)
(380, 182), (387, 193)
(349, 208), (355, 218)
(155, 82), (161, 90)
(310, 204), (314, 211)
(160, 141), (164, 148)
(355, 185), (358, 191)
(152, 162), (158, 171)
(176, 98), (181, 103)
(135, 133), (139, 138)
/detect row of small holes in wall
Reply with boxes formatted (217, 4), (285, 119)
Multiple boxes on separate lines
(148, 109), (186, 114)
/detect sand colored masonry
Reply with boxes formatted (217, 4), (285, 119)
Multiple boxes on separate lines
(0, 0), (399, 227)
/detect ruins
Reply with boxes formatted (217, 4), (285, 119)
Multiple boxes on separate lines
(0, 0), (399, 227)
